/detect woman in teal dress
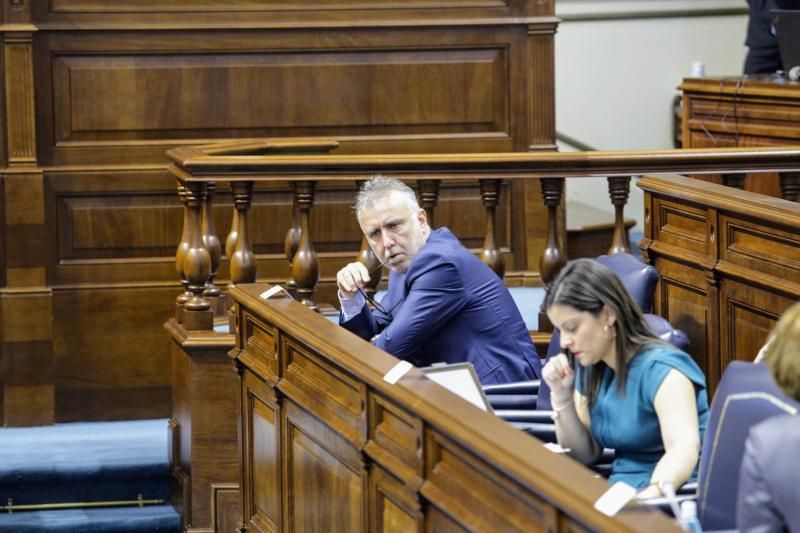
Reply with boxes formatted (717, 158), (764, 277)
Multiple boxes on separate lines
(541, 259), (709, 499)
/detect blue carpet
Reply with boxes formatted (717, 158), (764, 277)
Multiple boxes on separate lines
(0, 419), (179, 532)
(0, 505), (180, 533)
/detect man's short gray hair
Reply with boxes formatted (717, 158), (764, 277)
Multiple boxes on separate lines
(355, 175), (420, 218)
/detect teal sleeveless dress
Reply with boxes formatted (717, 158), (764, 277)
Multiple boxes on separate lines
(575, 343), (709, 488)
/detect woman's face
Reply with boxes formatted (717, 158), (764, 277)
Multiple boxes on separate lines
(547, 303), (616, 368)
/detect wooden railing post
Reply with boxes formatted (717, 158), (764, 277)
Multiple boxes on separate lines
(538, 177), (566, 332)
(182, 181), (214, 331)
(284, 192), (302, 295)
(607, 176), (632, 254)
(202, 182), (223, 316)
(417, 179), (440, 228)
(479, 179), (505, 278)
(779, 171), (800, 202)
(175, 185), (192, 322)
(229, 181), (258, 285)
(291, 180), (320, 311)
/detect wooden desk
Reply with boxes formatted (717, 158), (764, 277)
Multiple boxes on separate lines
(680, 75), (800, 200)
(228, 284), (678, 532)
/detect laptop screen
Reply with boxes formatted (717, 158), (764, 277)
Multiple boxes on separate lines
(420, 362), (494, 413)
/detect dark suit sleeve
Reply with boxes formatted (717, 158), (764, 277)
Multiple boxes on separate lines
(373, 256), (465, 359)
(339, 302), (391, 341)
(736, 427), (784, 532)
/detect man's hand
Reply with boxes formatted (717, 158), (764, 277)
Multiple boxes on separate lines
(336, 262), (371, 299)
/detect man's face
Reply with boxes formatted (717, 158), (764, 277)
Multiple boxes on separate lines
(358, 191), (429, 273)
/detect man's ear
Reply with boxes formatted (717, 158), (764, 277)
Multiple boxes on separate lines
(418, 208), (428, 227)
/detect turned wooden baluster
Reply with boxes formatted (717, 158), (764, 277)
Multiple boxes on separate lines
(291, 181), (320, 311)
(607, 176), (632, 255)
(202, 182), (223, 316)
(722, 173), (745, 189)
(229, 181), (258, 285)
(417, 179), (440, 229)
(355, 180), (383, 298)
(283, 192), (302, 295)
(182, 181), (214, 331)
(479, 179), (505, 278)
(538, 178), (567, 332)
(225, 206), (239, 266)
(779, 171), (800, 202)
(175, 185), (192, 322)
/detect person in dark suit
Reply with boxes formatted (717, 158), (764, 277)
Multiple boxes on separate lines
(744, 0), (800, 74)
(737, 301), (800, 532)
(335, 175), (541, 385)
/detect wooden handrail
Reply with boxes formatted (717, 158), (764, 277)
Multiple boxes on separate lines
(169, 145), (800, 179)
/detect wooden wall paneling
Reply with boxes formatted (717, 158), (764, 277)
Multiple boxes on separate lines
(369, 465), (423, 532)
(47, 167), (181, 285)
(34, 27), (539, 167)
(52, 286), (174, 421)
(33, 1), (551, 27)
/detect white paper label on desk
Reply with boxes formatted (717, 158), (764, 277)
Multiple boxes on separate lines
(593, 482), (637, 517)
(543, 442), (571, 454)
(383, 361), (413, 384)
(260, 286), (285, 300)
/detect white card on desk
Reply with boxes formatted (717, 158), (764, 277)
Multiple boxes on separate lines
(593, 482), (637, 516)
(383, 361), (413, 384)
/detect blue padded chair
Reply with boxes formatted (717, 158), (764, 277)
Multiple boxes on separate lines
(694, 361), (799, 530)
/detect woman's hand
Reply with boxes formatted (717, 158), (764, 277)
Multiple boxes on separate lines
(542, 353), (576, 405)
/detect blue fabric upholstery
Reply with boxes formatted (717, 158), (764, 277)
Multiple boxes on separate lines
(596, 253), (659, 313)
(696, 361), (799, 530)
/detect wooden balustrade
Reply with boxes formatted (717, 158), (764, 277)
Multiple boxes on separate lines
(168, 143), (800, 332)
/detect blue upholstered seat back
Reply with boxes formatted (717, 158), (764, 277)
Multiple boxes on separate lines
(697, 361), (799, 530)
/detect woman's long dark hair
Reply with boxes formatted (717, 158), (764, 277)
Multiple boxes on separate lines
(543, 258), (664, 405)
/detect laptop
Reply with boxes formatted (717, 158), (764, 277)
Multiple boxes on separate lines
(773, 9), (800, 80)
(420, 362), (494, 413)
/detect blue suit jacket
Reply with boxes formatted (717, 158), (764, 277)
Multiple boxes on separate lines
(737, 414), (800, 532)
(341, 228), (541, 385)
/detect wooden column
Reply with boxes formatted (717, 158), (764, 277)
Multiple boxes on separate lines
(607, 176), (632, 254)
(181, 182), (213, 331)
(291, 181), (320, 311)
(1, 15), (55, 426)
(779, 171), (800, 202)
(479, 179), (505, 278)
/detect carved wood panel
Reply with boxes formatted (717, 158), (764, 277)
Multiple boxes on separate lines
(242, 369), (281, 533)
(284, 400), (366, 533)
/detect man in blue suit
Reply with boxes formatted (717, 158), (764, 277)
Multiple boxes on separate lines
(336, 176), (541, 385)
